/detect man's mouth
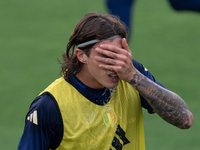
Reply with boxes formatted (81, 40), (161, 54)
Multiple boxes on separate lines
(108, 72), (119, 82)
(108, 74), (118, 78)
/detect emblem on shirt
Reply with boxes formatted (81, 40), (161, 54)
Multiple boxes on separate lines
(103, 111), (116, 126)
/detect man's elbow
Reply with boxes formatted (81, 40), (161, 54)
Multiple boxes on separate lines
(179, 111), (194, 129)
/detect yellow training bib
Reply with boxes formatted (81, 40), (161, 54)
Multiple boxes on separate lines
(40, 77), (145, 150)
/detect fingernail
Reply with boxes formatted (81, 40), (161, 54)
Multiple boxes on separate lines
(125, 38), (127, 44)
(95, 47), (100, 51)
(100, 44), (104, 48)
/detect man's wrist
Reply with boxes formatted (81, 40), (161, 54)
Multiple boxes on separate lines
(128, 68), (138, 84)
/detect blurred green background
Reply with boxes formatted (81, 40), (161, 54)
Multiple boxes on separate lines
(0, 0), (199, 149)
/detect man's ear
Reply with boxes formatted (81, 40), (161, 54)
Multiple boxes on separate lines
(75, 49), (87, 63)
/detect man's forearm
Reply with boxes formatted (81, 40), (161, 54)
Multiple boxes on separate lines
(129, 69), (193, 129)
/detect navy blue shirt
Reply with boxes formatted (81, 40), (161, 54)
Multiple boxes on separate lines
(18, 59), (165, 150)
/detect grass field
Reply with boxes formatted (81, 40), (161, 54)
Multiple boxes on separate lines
(0, 0), (199, 149)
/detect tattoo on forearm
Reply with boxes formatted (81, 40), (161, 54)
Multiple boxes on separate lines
(129, 69), (192, 129)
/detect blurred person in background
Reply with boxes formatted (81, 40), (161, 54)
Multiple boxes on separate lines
(18, 12), (193, 150)
(106, 0), (200, 40)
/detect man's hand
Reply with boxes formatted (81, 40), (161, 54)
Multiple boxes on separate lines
(95, 38), (135, 82)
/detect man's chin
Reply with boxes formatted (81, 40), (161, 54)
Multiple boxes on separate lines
(105, 83), (118, 89)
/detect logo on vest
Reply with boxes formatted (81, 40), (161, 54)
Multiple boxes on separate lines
(103, 111), (116, 126)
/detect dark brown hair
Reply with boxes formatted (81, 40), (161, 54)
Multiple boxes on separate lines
(59, 12), (127, 79)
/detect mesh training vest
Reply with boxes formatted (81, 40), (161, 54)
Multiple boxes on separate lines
(40, 77), (145, 150)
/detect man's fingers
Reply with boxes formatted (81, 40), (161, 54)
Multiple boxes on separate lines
(95, 47), (128, 60)
(98, 63), (123, 72)
(95, 56), (126, 66)
(122, 38), (132, 57)
(99, 44), (128, 55)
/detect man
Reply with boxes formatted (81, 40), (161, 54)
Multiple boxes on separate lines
(106, 0), (200, 39)
(18, 12), (193, 150)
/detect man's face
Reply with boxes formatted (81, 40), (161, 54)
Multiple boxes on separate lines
(77, 37), (122, 89)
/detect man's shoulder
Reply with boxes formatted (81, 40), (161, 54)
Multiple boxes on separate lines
(132, 59), (149, 74)
(28, 93), (61, 127)
(30, 93), (58, 111)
